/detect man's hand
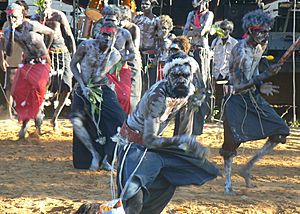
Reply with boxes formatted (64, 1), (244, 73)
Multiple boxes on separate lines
(0, 59), (9, 72)
(266, 63), (281, 76)
(82, 86), (91, 99)
(8, 16), (18, 30)
(260, 82), (279, 96)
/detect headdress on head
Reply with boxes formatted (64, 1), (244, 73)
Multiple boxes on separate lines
(100, 22), (118, 33)
(242, 9), (274, 33)
(118, 5), (132, 21)
(163, 51), (198, 78)
(6, 3), (23, 15)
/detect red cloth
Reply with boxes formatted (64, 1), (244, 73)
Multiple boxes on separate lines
(107, 64), (131, 114)
(193, 9), (208, 28)
(11, 63), (50, 121)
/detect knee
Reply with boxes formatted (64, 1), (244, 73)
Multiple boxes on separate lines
(125, 190), (143, 214)
(70, 116), (84, 131)
(219, 148), (237, 159)
(268, 135), (287, 144)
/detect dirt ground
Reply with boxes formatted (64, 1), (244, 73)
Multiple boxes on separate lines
(0, 112), (299, 213)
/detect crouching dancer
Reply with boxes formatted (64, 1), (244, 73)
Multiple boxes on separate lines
(113, 52), (220, 213)
(70, 22), (126, 170)
(4, 3), (54, 139)
(220, 10), (290, 195)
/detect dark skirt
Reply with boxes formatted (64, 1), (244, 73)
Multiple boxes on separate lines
(117, 143), (220, 212)
(224, 91), (290, 144)
(71, 85), (126, 169)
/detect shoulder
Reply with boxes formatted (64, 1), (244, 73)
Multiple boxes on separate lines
(147, 81), (167, 118)
(119, 27), (132, 38)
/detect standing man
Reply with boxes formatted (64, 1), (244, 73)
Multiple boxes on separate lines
(119, 5), (142, 112)
(103, 5), (136, 114)
(0, 0), (29, 119)
(113, 52), (220, 213)
(4, 3), (54, 138)
(211, 19), (238, 81)
(220, 10), (290, 195)
(183, 0), (214, 135)
(70, 22), (126, 170)
(134, 0), (159, 93)
(34, 0), (76, 130)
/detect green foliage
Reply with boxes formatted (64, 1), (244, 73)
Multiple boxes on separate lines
(87, 80), (103, 117)
(32, 0), (46, 13)
(109, 61), (123, 81)
(211, 24), (225, 38)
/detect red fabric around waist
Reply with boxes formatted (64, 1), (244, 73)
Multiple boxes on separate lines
(107, 64), (132, 114)
(11, 63), (50, 121)
(120, 122), (144, 145)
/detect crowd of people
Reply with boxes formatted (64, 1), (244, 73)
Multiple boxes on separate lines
(0, 0), (290, 212)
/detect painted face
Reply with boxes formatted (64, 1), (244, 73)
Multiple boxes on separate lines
(96, 28), (116, 48)
(8, 10), (23, 27)
(250, 26), (270, 45)
(167, 64), (192, 98)
(141, 0), (152, 11)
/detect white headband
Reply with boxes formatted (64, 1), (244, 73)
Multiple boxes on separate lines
(163, 56), (198, 77)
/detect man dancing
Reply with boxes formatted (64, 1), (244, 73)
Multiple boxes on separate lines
(113, 52), (220, 213)
(183, 0), (214, 134)
(4, 3), (54, 138)
(220, 10), (290, 195)
(34, 0), (76, 130)
(70, 22), (126, 170)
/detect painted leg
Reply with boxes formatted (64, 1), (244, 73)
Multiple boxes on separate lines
(35, 106), (45, 135)
(71, 117), (101, 170)
(125, 190), (143, 214)
(6, 90), (13, 119)
(51, 91), (70, 130)
(238, 140), (278, 188)
(19, 120), (29, 139)
(224, 156), (236, 195)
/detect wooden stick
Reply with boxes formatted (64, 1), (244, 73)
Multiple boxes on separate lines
(278, 36), (300, 64)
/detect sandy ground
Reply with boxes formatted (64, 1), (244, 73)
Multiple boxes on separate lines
(0, 114), (299, 214)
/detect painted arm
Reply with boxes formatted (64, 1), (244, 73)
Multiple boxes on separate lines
(0, 34), (8, 72)
(31, 20), (54, 49)
(183, 12), (193, 36)
(70, 42), (86, 90)
(122, 30), (135, 62)
(4, 17), (16, 57)
(143, 94), (209, 158)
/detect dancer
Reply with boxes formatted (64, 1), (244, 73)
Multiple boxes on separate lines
(34, 0), (76, 130)
(0, 0), (29, 119)
(103, 5), (136, 114)
(183, 0), (214, 134)
(4, 3), (54, 138)
(119, 5), (142, 112)
(70, 22), (126, 170)
(113, 52), (220, 213)
(220, 10), (290, 195)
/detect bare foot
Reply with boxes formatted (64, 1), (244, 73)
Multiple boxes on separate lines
(224, 187), (237, 196)
(238, 166), (256, 188)
(89, 156), (100, 171)
(51, 118), (58, 131)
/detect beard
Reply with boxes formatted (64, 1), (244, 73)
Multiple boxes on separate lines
(172, 84), (190, 98)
